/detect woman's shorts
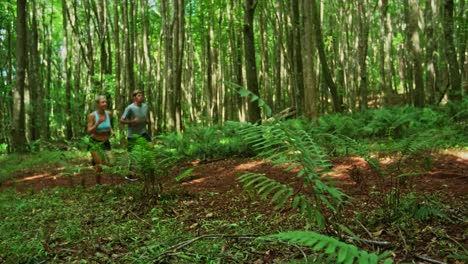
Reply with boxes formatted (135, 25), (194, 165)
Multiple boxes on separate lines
(88, 137), (111, 152)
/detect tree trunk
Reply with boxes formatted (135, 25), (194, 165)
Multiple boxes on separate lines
(272, 0), (284, 113)
(141, 0), (154, 134)
(29, 0), (43, 141)
(113, 0), (125, 143)
(357, 1), (370, 109)
(123, 0), (135, 96)
(291, 0), (304, 114)
(443, 0), (462, 101)
(13, 0), (28, 152)
(408, 0), (425, 107)
(44, 5), (53, 139)
(63, 0), (74, 139)
(379, 0), (394, 106)
(236, 32), (247, 122)
(302, 0), (318, 120)
(424, 0), (436, 104)
(310, 0), (342, 112)
(259, 1), (271, 116)
(243, 0), (262, 123)
(173, 0), (185, 131)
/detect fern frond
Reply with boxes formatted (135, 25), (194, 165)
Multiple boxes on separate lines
(239, 173), (326, 221)
(266, 231), (393, 264)
(237, 121), (346, 228)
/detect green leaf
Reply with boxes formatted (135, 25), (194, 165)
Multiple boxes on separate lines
(312, 240), (328, 251)
(383, 259), (394, 264)
(337, 247), (348, 263)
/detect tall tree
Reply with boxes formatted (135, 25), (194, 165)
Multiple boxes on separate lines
(424, 0), (437, 104)
(172, 0), (185, 131)
(301, 0), (318, 120)
(443, 0), (462, 101)
(62, 0), (73, 139)
(310, 0), (342, 112)
(12, 0), (28, 152)
(357, 0), (370, 109)
(29, 0), (44, 141)
(408, 0), (425, 107)
(243, 0), (261, 122)
(291, 0), (304, 114)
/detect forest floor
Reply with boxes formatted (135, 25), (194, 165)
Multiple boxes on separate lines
(1, 149), (467, 263)
(4, 150), (467, 196)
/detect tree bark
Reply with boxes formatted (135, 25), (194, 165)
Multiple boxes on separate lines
(424, 0), (436, 104)
(357, 0), (370, 109)
(13, 0), (28, 152)
(63, 0), (74, 139)
(173, 0), (185, 131)
(408, 0), (425, 107)
(273, 0), (284, 113)
(29, 0), (43, 141)
(243, 0), (262, 123)
(291, 0), (304, 114)
(310, 0), (342, 112)
(443, 0), (462, 101)
(302, 0), (318, 120)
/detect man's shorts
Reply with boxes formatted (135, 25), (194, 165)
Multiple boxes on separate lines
(127, 132), (151, 151)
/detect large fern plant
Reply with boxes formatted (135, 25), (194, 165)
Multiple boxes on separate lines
(238, 121), (347, 231)
(236, 121), (394, 263)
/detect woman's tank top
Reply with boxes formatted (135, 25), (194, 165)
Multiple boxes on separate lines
(94, 111), (111, 133)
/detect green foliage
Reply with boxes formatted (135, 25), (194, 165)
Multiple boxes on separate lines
(317, 105), (467, 144)
(175, 167), (196, 183)
(266, 231), (393, 264)
(128, 136), (182, 197)
(237, 121), (347, 230)
(157, 123), (253, 161)
(0, 144), (7, 154)
(0, 185), (186, 263)
(373, 191), (448, 224)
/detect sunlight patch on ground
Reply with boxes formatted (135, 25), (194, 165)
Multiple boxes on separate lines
(181, 177), (208, 185)
(380, 155), (397, 165)
(327, 157), (368, 178)
(15, 167), (66, 182)
(16, 173), (53, 182)
(441, 149), (468, 161)
(234, 160), (264, 170)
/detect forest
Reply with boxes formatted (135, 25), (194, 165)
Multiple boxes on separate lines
(0, 0), (467, 263)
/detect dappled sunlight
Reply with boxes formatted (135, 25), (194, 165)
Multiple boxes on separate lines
(234, 160), (264, 170)
(441, 149), (468, 161)
(327, 156), (368, 178)
(16, 173), (53, 182)
(380, 155), (398, 165)
(181, 177), (208, 186)
(15, 167), (66, 182)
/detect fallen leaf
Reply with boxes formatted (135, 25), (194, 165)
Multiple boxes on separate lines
(372, 229), (383, 237)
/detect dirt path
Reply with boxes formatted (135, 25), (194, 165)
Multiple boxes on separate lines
(2, 151), (466, 198)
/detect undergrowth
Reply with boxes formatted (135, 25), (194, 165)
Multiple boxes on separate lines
(1, 103), (467, 263)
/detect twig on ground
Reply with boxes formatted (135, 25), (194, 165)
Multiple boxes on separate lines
(155, 234), (258, 262)
(155, 234), (309, 263)
(444, 235), (467, 252)
(415, 255), (447, 264)
(397, 226), (408, 254)
(355, 218), (373, 239)
(346, 236), (392, 247)
(129, 210), (154, 228)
